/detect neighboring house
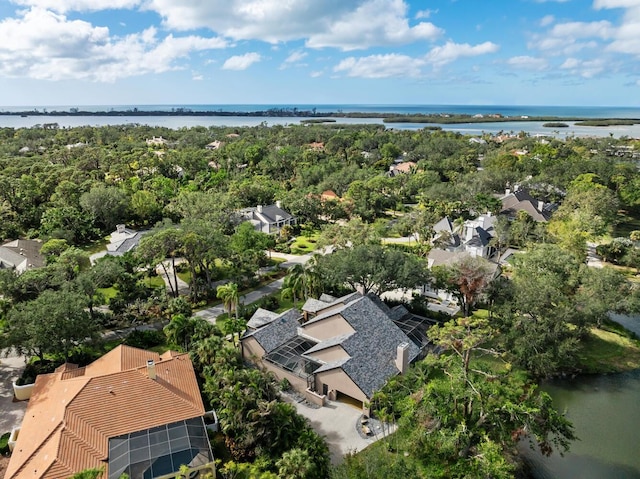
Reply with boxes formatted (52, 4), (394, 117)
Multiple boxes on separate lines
(107, 224), (147, 256)
(146, 136), (168, 146)
(0, 239), (44, 273)
(422, 250), (500, 307)
(320, 190), (340, 202)
(388, 161), (417, 177)
(205, 140), (222, 150)
(6, 345), (215, 479)
(499, 186), (554, 222)
(432, 214), (496, 260)
(238, 201), (296, 234)
(241, 293), (435, 410)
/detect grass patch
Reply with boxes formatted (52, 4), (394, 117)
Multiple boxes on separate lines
(290, 232), (320, 254)
(578, 327), (640, 373)
(143, 276), (165, 289)
(177, 270), (191, 284)
(81, 237), (109, 254)
(97, 286), (118, 304)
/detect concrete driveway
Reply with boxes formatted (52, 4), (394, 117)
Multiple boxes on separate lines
(283, 397), (382, 465)
(0, 354), (28, 434)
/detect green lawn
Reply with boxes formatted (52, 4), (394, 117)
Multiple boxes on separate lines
(578, 327), (640, 373)
(290, 232), (320, 254)
(143, 276), (166, 288)
(97, 287), (118, 304)
(177, 270), (191, 284)
(81, 237), (109, 254)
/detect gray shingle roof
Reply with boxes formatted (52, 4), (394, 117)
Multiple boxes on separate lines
(247, 308), (279, 330)
(301, 298), (329, 314)
(0, 246), (26, 269)
(244, 309), (301, 353)
(1, 239), (44, 268)
(304, 333), (354, 355)
(335, 297), (421, 398)
(259, 204), (293, 223)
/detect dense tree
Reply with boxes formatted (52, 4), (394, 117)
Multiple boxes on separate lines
(80, 184), (130, 232)
(5, 290), (99, 361)
(314, 244), (429, 295)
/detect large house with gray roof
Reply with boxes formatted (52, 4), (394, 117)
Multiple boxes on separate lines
(241, 293), (435, 410)
(238, 201), (296, 234)
(0, 239), (44, 274)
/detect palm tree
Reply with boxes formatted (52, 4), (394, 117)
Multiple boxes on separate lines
(163, 314), (199, 351)
(217, 282), (240, 320)
(192, 335), (223, 369)
(282, 264), (305, 307)
(276, 448), (314, 479)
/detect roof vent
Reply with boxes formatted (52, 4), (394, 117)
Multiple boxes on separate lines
(147, 359), (156, 380)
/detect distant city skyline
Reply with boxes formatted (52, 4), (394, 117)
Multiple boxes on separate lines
(0, 0), (639, 107)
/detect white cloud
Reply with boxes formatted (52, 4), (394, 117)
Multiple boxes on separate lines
(415, 8), (437, 19)
(310, 71), (323, 77)
(506, 55), (549, 71)
(283, 51), (307, 64)
(559, 57), (606, 77)
(540, 15), (555, 27)
(145, 0), (442, 50)
(9, 0), (141, 12)
(192, 73), (203, 80)
(222, 52), (261, 70)
(424, 41), (499, 68)
(0, 8), (227, 81)
(334, 53), (425, 78)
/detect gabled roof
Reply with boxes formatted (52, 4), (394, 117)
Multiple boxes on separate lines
(302, 292), (362, 318)
(335, 297), (421, 398)
(243, 309), (302, 353)
(258, 204), (293, 224)
(6, 345), (204, 479)
(247, 307), (280, 330)
(500, 188), (550, 222)
(433, 216), (454, 234)
(0, 245), (27, 269)
(0, 239), (44, 269)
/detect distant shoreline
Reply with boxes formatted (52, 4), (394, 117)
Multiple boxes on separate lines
(2, 109), (640, 126)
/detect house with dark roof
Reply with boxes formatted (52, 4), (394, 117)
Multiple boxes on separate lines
(0, 239), (44, 273)
(6, 345), (215, 479)
(500, 186), (554, 222)
(241, 294), (434, 410)
(238, 201), (296, 234)
(431, 214), (496, 260)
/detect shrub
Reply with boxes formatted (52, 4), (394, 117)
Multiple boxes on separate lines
(0, 432), (10, 455)
(123, 329), (166, 349)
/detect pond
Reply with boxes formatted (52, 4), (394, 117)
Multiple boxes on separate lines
(521, 314), (640, 479)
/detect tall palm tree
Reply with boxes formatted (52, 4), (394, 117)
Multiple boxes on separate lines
(217, 282), (240, 320)
(282, 264), (305, 307)
(163, 313), (194, 351)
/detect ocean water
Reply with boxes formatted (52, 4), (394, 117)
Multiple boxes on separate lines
(1, 105), (639, 138)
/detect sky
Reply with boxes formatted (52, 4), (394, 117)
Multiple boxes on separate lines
(0, 0), (639, 107)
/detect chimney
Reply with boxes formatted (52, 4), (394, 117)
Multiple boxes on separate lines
(505, 188), (511, 196)
(116, 224), (126, 234)
(276, 200), (282, 209)
(147, 359), (156, 380)
(395, 342), (410, 374)
(538, 200), (545, 212)
(257, 205), (263, 213)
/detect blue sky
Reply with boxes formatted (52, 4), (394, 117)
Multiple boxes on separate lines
(0, 0), (638, 106)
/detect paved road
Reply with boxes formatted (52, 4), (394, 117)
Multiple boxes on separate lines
(0, 354), (28, 433)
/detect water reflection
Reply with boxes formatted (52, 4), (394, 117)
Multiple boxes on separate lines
(522, 315), (640, 478)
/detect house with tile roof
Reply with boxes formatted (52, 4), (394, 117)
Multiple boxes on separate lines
(6, 345), (214, 479)
(0, 239), (44, 273)
(241, 294), (434, 410)
(238, 201), (296, 234)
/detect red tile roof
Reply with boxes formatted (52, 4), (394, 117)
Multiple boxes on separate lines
(6, 345), (204, 479)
